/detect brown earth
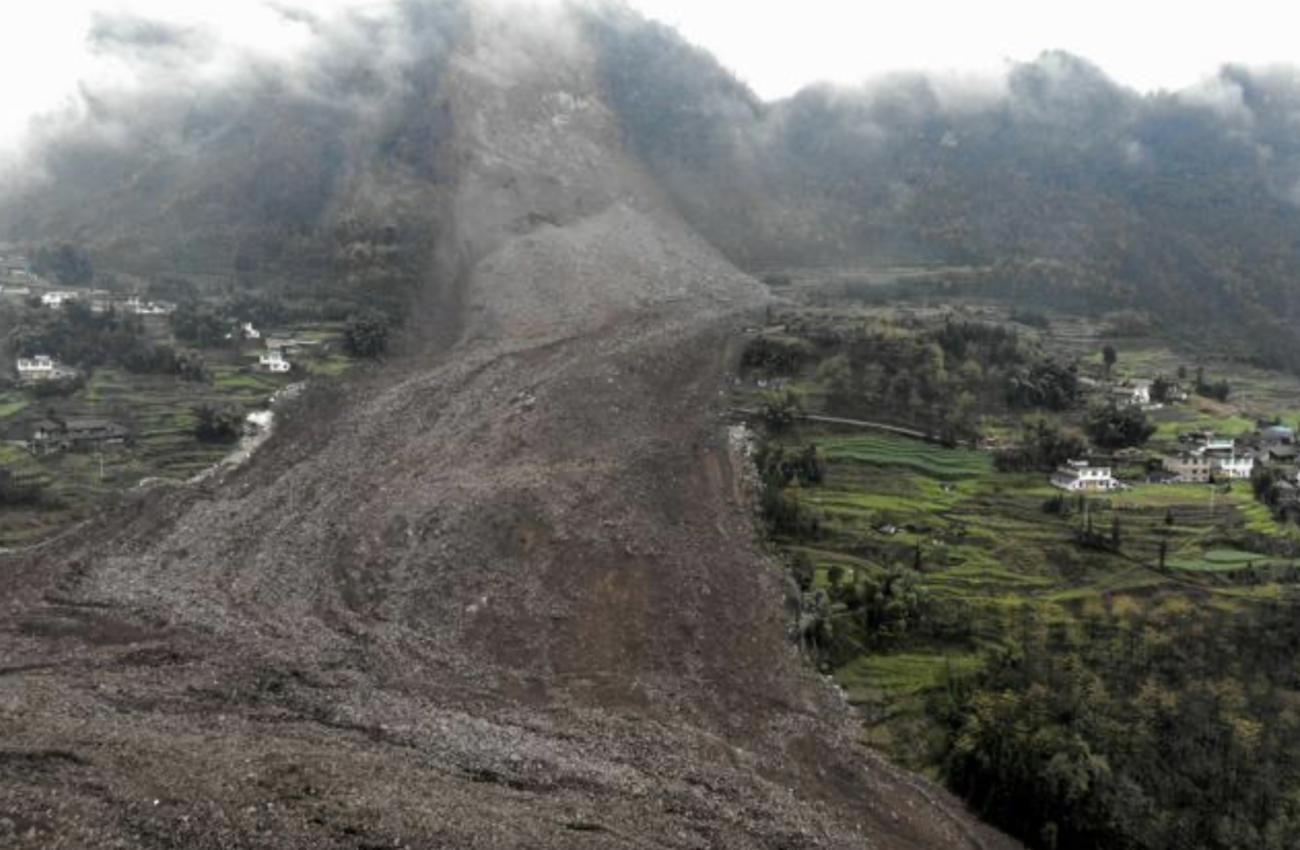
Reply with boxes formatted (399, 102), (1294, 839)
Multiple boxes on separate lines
(0, 6), (1020, 848)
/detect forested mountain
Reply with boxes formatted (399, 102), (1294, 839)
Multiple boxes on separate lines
(587, 9), (1300, 367)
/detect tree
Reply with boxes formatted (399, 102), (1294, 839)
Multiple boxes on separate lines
(1085, 404), (1156, 450)
(815, 353), (854, 406)
(789, 551), (816, 591)
(856, 565), (927, 645)
(759, 387), (802, 432)
(1007, 360), (1081, 411)
(175, 349), (209, 383)
(193, 404), (244, 442)
(1102, 345), (1117, 378)
(170, 305), (229, 348)
(343, 311), (390, 358)
(1151, 375), (1174, 403)
(1195, 370), (1232, 402)
(34, 243), (93, 286)
(995, 420), (1086, 472)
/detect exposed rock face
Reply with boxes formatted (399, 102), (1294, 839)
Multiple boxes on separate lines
(0, 5), (1020, 848)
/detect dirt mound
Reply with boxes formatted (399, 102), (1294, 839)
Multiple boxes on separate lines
(0, 5), (1019, 848)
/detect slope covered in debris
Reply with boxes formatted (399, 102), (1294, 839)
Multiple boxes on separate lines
(0, 4), (1018, 848)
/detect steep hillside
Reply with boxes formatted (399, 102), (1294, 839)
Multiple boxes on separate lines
(0, 4), (1017, 848)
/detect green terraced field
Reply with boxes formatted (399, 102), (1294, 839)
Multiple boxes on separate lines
(746, 301), (1300, 783)
(815, 433), (993, 479)
(1166, 548), (1283, 572)
(771, 420), (1300, 772)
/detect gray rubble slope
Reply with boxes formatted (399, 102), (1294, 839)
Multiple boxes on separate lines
(0, 6), (1019, 849)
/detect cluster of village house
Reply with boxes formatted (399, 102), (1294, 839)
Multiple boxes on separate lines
(12, 333), (301, 454)
(1045, 369), (1300, 492)
(1050, 373), (1298, 493)
(1049, 429), (1280, 492)
(1098, 377), (1189, 410)
(2, 252), (315, 457)
(6, 264), (305, 383)
(26, 416), (130, 455)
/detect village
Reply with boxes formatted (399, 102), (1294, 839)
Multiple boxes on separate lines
(1048, 381), (1297, 499)
(0, 246), (365, 543)
(737, 295), (1300, 807)
(6, 250), (311, 382)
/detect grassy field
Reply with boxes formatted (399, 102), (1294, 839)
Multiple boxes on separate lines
(1165, 548), (1288, 572)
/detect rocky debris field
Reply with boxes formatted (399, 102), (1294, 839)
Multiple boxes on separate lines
(0, 4), (1019, 848)
(0, 306), (1015, 849)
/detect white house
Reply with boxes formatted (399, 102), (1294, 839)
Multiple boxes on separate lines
(241, 322), (261, 340)
(1051, 460), (1122, 492)
(1164, 433), (1255, 482)
(1110, 380), (1152, 407)
(16, 355), (74, 382)
(124, 296), (172, 316)
(16, 355), (56, 379)
(40, 291), (77, 309)
(1214, 454), (1255, 479)
(257, 349), (291, 373)
(1199, 434), (1254, 479)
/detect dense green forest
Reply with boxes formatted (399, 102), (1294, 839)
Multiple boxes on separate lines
(742, 314), (1080, 442)
(935, 601), (1300, 850)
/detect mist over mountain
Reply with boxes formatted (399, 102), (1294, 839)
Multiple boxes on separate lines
(9, 3), (1300, 364)
(586, 9), (1300, 365)
(7, 4), (1300, 845)
(2, 0), (464, 322)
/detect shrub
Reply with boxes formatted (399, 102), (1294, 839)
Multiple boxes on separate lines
(193, 404), (244, 443)
(1085, 403), (1155, 450)
(343, 311), (390, 358)
(29, 374), (85, 398)
(759, 387), (803, 432)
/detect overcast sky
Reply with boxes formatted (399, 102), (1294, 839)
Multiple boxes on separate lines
(2, 0), (1298, 151)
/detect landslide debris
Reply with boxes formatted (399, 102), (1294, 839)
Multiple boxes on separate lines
(0, 5), (1019, 848)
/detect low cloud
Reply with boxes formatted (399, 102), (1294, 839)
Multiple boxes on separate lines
(87, 11), (218, 67)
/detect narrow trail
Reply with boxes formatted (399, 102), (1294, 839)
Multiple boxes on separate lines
(731, 407), (937, 441)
